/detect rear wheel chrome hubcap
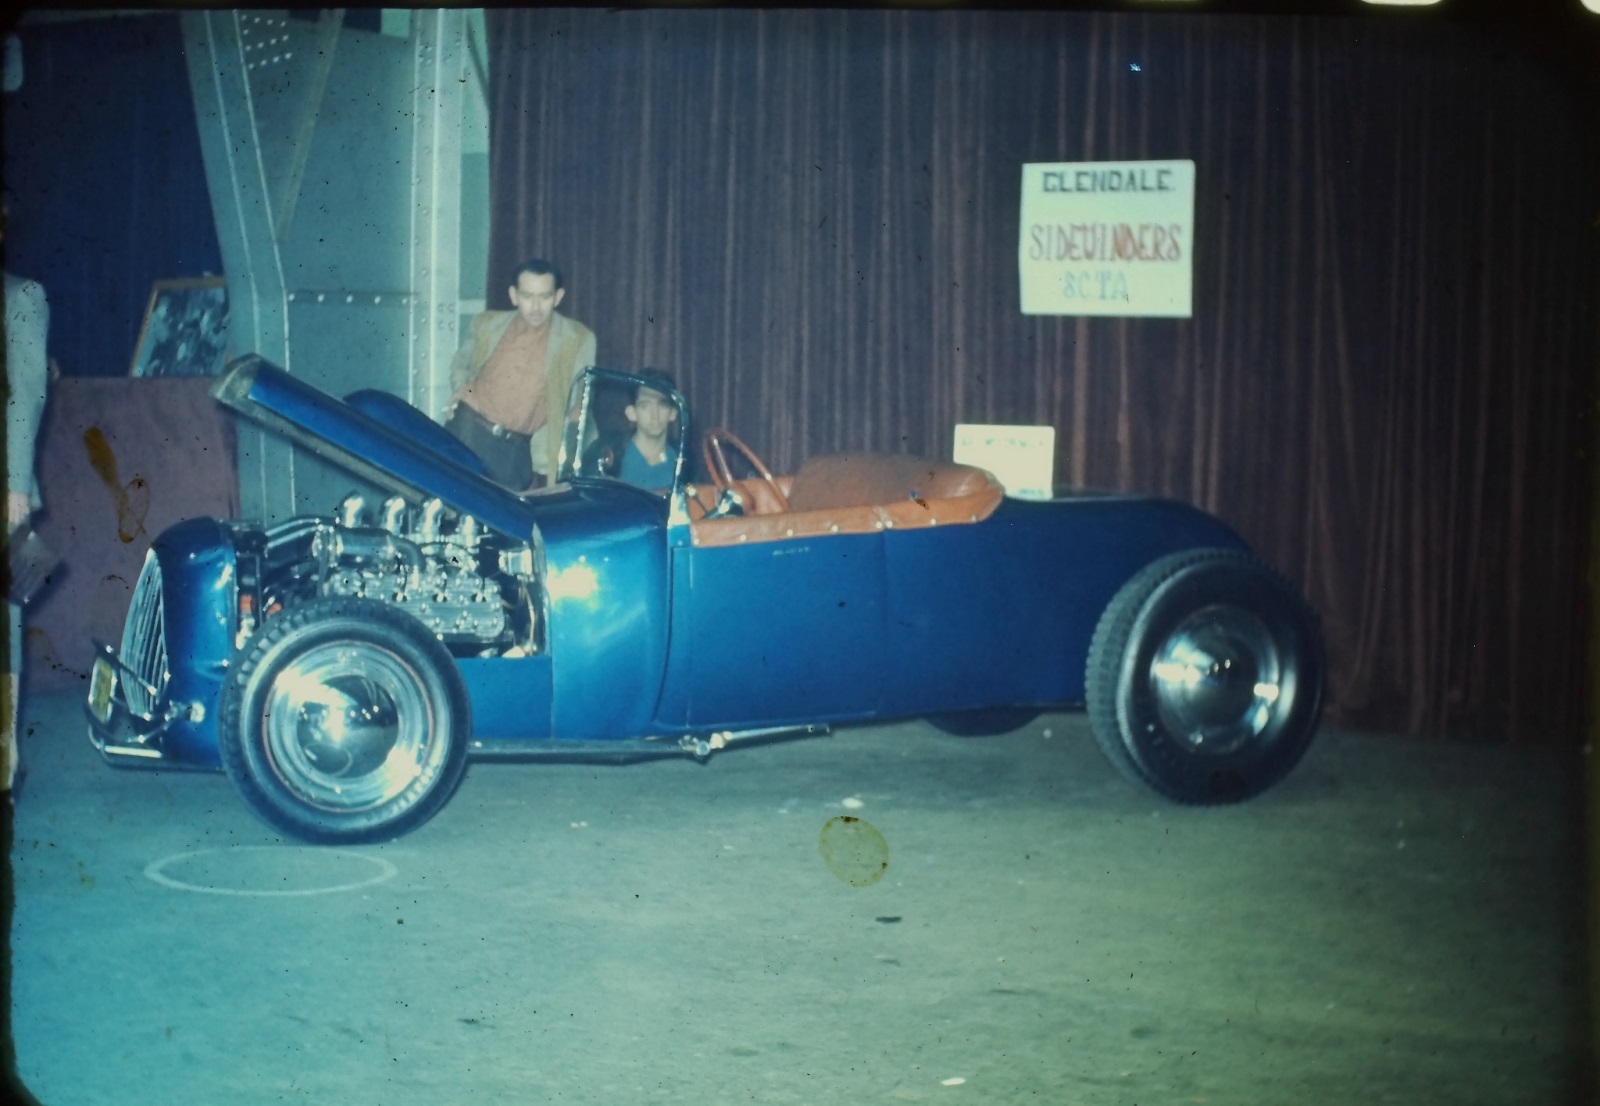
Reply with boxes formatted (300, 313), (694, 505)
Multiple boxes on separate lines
(1148, 606), (1283, 756)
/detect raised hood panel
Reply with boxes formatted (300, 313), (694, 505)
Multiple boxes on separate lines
(211, 355), (554, 538)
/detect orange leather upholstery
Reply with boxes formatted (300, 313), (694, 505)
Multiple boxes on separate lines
(684, 476), (794, 520)
(689, 454), (1004, 548)
(734, 475), (794, 516)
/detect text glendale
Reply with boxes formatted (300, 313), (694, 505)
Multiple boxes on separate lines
(1040, 167), (1174, 193)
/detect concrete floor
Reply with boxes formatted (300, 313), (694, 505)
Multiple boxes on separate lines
(4, 688), (1591, 1105)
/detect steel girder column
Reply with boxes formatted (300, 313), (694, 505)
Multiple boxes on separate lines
(407, 9), (469, 421)
(181, 9), (295, 522)
(181, 9), (476, 524)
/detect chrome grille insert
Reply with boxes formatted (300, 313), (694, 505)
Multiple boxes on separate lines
(119, 551), (168, 719)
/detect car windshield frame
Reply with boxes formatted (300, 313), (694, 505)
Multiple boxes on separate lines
(556, 366), (692, 496)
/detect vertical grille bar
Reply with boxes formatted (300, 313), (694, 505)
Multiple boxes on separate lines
(119, 551), (168, 718)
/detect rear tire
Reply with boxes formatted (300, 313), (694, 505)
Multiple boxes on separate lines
(219, 597), (470, 843)
(1085, 549), (1323, 804)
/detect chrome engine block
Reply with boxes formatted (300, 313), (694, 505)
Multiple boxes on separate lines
(313, 494), (522, 643)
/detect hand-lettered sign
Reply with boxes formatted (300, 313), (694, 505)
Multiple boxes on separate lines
(1018, 160), (1195, 317)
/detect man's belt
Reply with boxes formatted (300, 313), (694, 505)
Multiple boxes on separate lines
(458, 403), (531, 443)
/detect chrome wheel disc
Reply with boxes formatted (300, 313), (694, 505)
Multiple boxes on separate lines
(262, 643), (438, 812)
(1148, 606), (1284, 756)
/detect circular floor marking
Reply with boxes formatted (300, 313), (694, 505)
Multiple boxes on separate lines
(144, 846), (399, 897)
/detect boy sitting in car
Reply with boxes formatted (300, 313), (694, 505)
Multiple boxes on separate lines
(616, 369), (680, 490)
(582, 369), (682, 490)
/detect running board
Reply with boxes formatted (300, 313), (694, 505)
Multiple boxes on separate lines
(468, 724), (831, 763)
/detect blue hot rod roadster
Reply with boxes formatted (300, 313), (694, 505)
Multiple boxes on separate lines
(86, 357), (1324, 843)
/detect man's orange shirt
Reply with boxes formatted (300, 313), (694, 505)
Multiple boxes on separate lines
(455, 314), (552, 435)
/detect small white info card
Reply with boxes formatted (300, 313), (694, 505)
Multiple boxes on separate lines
(953, 424), (1057, 501)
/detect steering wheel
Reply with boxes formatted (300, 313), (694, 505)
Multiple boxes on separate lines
(702, 428), (791, 513)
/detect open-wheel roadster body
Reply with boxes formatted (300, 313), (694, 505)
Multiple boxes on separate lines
(87, 357), (1324, 843)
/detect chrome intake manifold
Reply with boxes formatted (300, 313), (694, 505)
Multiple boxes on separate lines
(315, 494), (514, 643)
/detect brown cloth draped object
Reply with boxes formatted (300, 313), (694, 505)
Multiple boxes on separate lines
(27, 377), (238, 693)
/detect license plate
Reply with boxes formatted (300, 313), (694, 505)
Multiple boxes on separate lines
(89, 657), (117, 723)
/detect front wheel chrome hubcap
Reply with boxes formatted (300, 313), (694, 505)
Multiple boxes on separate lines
(263, 643), (437, 811)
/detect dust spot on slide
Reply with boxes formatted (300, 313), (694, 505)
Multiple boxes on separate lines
(819, 815), (889, 886)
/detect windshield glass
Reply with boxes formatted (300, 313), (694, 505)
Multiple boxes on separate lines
(557, 367), (690, 494)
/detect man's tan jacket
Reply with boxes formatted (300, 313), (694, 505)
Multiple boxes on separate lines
(448, 309), (597, 478)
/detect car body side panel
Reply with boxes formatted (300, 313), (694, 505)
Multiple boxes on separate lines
(535, 480), (675, 740)
(458, 655), (554, 739)
(662, 532), (888, 728)
(877, 495), (1250, 717)
(655, 551), (698, 726)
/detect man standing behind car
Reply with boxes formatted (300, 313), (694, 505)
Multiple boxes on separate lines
(445, 258), (596, 490)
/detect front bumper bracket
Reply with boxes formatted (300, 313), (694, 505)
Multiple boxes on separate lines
(84, 642), (171, 765)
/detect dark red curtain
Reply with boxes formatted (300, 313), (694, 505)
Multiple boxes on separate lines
(485, 9), (1595, 742)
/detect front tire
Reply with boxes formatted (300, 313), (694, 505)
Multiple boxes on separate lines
(1086, 549), (1324, 804)
(219, 597), (470, 843)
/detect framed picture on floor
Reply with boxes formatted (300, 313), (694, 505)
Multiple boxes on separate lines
(128, 276), (230, 378)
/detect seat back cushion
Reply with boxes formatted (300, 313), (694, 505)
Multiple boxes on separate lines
(786, 454), (986, 513)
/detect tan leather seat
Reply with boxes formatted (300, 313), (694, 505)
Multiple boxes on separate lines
(690, 455), (1004, 548)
